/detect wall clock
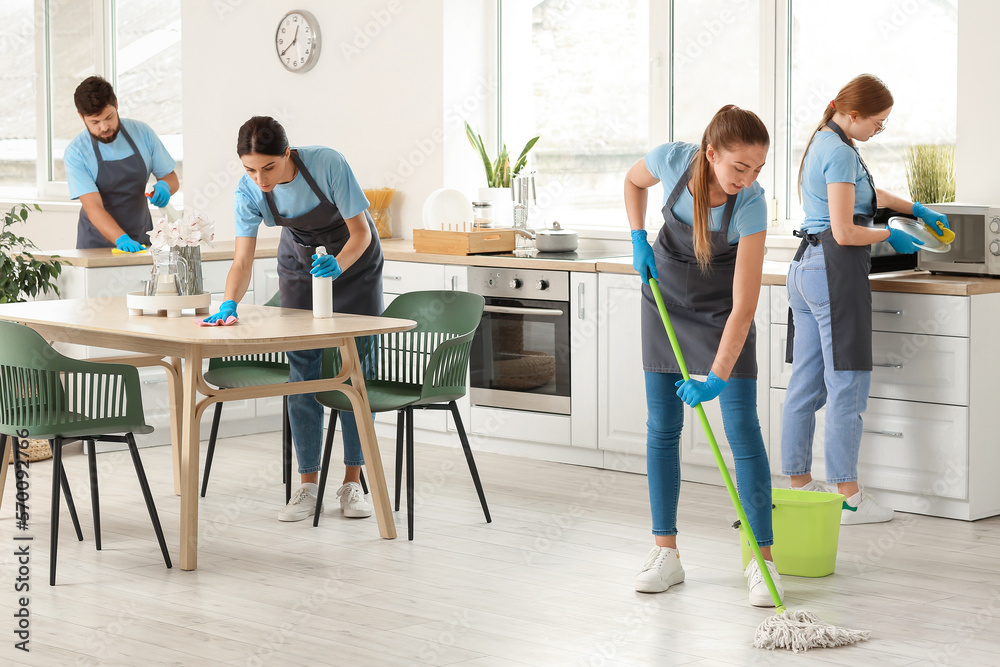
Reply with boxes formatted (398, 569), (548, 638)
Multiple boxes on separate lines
(275, 10), (321, 72)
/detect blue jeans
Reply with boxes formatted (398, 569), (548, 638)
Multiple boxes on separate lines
(287, 348), (367, 474)
(781, 243), (871, 483)
(645, 371), (773, 546)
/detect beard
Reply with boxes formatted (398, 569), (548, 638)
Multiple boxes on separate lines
(95, 126), (120, 144)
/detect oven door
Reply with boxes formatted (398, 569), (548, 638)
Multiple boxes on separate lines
(470, 296), (571, 415)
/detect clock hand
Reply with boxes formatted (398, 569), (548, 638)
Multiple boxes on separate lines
(279, 25), (299, 57)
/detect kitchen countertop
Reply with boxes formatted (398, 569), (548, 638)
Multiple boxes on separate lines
(33, 238), (1000, 296)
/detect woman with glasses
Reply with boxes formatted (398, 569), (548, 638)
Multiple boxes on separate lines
(781, 74), (950, 524)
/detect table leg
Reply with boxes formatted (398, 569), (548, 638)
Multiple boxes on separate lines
(179, 346), (203, 570)
(340, 339), (396, 539)
(168, 357), (183, 496)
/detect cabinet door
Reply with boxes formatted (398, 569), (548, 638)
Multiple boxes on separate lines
(253, 258), (280, 305)
(770, 389), (968, 499)
(597, 273), (647, 454)
(570, 272), (598, 449)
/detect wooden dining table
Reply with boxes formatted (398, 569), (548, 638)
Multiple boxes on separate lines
(0, 297), (416, 570)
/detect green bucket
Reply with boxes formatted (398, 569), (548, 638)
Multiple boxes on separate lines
(737, 488), (845, 578)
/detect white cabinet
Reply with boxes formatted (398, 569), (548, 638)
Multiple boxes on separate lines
(770, 287), (1000, 520)
(570, 272), (599, 449)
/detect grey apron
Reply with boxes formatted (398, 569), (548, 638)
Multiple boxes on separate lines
(785, 120), (877, 371)
(267, 151), (383, 316)
(640, 163), (756, 378)
(76, 124), (153, 249)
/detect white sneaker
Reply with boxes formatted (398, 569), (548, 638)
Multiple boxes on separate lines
(634, 546), (685, 593)
(745, 558), (783, 607)
(336, 482), (372, 518)
(841, 491), (894, 525)
(278, 483), (322, 522)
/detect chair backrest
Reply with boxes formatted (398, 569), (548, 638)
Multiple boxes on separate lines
(0, 321), (147, 438)
(324, 290), (485, 404)
(207, 292), (288, 371)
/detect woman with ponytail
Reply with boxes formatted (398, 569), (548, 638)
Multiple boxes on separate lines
(625, 105), (778, 606)
(781, 74), (949, 524)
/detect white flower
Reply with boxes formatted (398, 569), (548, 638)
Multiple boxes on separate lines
(148, 209), (215, 249)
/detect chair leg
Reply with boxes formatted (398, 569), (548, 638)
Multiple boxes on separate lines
(282, 396), (292, 502)
(394, 409), (404, 512)
(313, 410), (338, 527)
(200, 402), (224, 497)
(125, 433), (172, 569)
(86, 438), (101, 549)
(448, 401), (491, 523)
(56, 443), (84, 543)
(50, 437), (63, 586)
(405, 406), (415, 541)
(359, 468), (368, 495)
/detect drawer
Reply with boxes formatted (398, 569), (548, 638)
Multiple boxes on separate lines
(770, 389), (968, 500)
(383, 260), (445, 293)
(86, 264), (155, 298)
(771, 324), (969, 406)
(770, 286), (969, 337)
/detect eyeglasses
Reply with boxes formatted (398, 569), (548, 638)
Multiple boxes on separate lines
(873, 117), (888, 134)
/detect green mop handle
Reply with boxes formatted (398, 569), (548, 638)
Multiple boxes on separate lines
(648, 274), (785, 613)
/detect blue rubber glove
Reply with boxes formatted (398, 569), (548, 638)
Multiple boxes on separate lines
(114, 233), (145, 253)
(199, 299), (238, 326)
(149, 180), (171, 208)
(310, 253), (343, 279)
(885, 227), (924, 254)
(912, 202), (950, 238)
(674, 371), (728, 407)
(631, 229), (658, 285)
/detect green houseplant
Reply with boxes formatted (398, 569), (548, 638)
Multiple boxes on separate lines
(1, 204), (65, 304)
(465, 122), (539, 188)
(905, 144), (956, 205)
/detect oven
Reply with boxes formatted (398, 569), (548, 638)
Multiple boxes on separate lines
(468, 266), (571, 415)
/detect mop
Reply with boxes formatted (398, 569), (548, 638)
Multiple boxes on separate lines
(647, 274), (871, 652)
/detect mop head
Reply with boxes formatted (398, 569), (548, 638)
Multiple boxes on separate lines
(753, 609), (871, 652)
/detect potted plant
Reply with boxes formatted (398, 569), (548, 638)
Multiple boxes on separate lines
(905, 144), (955, 205)
(465, 122), (539, 226)
(1, 204), (65, 304)
(2, 203), (65, 464)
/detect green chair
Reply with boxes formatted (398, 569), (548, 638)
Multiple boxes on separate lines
(313, 290), (491, 539)
(0, 321), (171, 585)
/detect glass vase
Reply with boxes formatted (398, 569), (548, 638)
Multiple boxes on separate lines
(175, 245), (204, 296)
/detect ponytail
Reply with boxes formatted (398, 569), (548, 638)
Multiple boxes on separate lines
(690, 105), (769, 271)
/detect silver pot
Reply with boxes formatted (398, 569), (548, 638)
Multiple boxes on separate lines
(533, 221), (579, 252)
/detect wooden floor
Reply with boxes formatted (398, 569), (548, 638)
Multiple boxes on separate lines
(2, 432), (999, 666)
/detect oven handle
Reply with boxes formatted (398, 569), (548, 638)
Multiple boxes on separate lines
(483, 305), (565, 317)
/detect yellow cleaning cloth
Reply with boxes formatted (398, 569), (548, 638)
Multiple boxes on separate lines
(924, 220), (955, 245)
(111, 247), (148, 254)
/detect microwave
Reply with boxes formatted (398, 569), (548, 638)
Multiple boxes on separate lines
(914, 203), (1000, 277)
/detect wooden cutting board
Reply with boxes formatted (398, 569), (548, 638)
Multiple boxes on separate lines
(412, 228), (516, 255)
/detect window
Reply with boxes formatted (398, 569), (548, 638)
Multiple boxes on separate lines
(0, 0), (182, 199)
(498, 0), (958, 231)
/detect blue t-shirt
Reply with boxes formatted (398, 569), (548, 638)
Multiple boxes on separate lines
(234, 146), (369, 237)
(644, 142), (767, 245)
(800, 130), (876, 234)
(64, 118), (177, 200)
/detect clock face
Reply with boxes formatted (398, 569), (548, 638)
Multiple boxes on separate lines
(275, 11), (320, 72)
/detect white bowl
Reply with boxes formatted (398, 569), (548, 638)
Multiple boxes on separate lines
(422, 188), (472, 231)
(888, 216), (950, 253)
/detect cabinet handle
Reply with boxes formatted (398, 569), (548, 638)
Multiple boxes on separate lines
(873, 362), (903, 369)
(873, 309), (902, 315)
(577, 283), (585, 320)
(863, 428), (903, 438)
(451, 275), (457, 291)
(384, 275), (403, 281)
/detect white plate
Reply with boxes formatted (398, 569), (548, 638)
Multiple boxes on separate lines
(422, 188), (473, 231)
(888, 216), (950, 253)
